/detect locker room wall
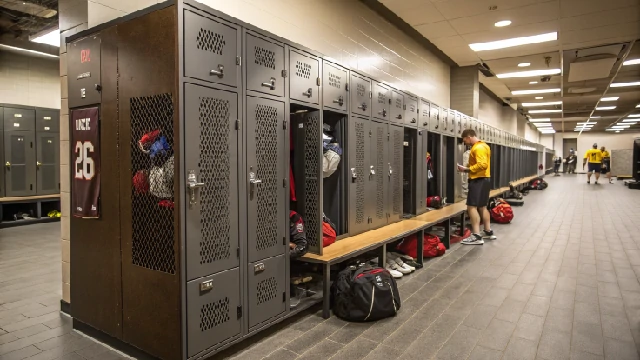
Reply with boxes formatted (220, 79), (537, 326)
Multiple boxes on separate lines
(0, 51), (60, 109)
(87, 0), (451, 107)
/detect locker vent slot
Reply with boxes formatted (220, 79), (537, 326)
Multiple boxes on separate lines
(295, 61), (311, 79)
(200, 297), (231, 331)
(198, 97), (232, 264)
(392, 129), (402, 215)
(375, 127), (384, 219)
(395, 98), (402, 110)
(304, 113), (320, 248)
(130, 93), (176, 274)
(357, 83), (365, 98)
(355, 122), (365, 224)
(255, 104), (279, 251)
(255, 46), (276, 70)
(257, 277), (278, 305)
(328, 72), (341, 89)
(196, 28), (225, 55)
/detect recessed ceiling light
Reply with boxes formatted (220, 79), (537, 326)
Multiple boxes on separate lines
(535, 96), (543, 99)
(595, 106), (616, 110)
(522, 101), (562, 107)
(636, 104), (640, 108)
(627, 114), (640, 117)
(495, 20), (512, 27)
(529, 118), (550, 122)
(512, 88), (561, 95)
(575, 125), (594, 128)
(469, 32), (557, 52)
(29, 28), (60, 47)
(496, 69), (561, 79)
(600, 97), (619, 101)
(610, 82), (640, 88)
(540, 130), (556, 133)
(0, 44), (58, 58)
(577, 122), (596, 125)
(605, 129), (620, 131)
(529, 81), (538, 84)
(518, 62), (531, 67)
(616, 130), (621, 132)
(534, 123), (552, 127)
(623, 59), (640, 66)
(528, 109), (562, 113)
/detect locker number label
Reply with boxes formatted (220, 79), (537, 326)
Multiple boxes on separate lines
(74, 141), (95, 180)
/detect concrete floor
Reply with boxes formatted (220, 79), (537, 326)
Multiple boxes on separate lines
(1, 175), (640, 360)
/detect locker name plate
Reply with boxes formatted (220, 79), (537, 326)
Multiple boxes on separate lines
(77, 72), (91, 80)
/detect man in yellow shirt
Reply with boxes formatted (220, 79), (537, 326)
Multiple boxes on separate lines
(457, 129), (495, 245)
(600, 146), (612, 184)
(583, 143), (603, 184)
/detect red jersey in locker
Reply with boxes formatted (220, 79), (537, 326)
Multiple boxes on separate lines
(71, 107), (100, 218)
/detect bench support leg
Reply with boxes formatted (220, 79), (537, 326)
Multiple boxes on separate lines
(443, 218), (451, 249)
(322, 264), (331, 319)
(416, 229), (424, 265)
(377, 245), (386, 268)
(460, 212), (466, 236)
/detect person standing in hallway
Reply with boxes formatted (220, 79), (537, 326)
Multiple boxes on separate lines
(566, 151), (577, 174)
(600, 146), (613, 184)
(457, 129), (496, 245)
(583, 143), (603, 184)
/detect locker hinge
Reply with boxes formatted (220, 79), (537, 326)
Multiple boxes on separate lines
(369, 91), (372, 99)
(369, 130), (372, 137)
(316, 77), (321, 86)
(283, 236), (286, 245)
(388, 98), (392, 104)
(283, 292), (286, 303)
(387, 133), (390, 141)
(403, 104), (407, 110)
(283, 120), (287, 130)
(237, 247), (240, 258)
(235, 119), (240, 130)
(345, 83), (349, 91)
(283, 178), (287, 188)
(236, 56), (241, 65)
(282, 70), (288, 78)
(237, 306), (242, 319)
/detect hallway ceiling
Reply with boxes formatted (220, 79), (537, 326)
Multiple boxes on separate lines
(377, 0), (640, 133)
(0, 0), (58, 57)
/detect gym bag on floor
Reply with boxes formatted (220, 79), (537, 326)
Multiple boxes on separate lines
(450, 228), (471, 243)
(331, 265), (401, 322)
(530, 178), (548, 190)
(488, 198), (514, 224)
(427, 196), (443, 209)
(397, 233), (446, 258)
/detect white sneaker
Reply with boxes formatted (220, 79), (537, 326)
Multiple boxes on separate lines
(385, 260), (404, 278)
(461, 235), (484, 245)
(388, 253), (415, 272)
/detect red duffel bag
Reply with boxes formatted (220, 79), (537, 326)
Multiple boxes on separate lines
(397, 233), (446, 258)
(450, 228), (471, 244)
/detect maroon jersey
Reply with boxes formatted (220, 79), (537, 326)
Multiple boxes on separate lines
(71, 107), (100, 218)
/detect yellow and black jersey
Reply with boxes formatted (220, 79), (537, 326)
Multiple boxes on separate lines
(584, 149), (603, 163)
(469, 141), (491, 179)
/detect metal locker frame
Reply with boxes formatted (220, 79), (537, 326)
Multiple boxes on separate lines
(390, 89), (404, 125)
(350, 71), (372, 117)
(35, 108), (60, 196)
(388, 123), (403, 224)
(288, 47), (320, 105)
(183, 9), (241, 89)
(417, 128), (428, 213)
(244, 30), (286, 98)
(4, 131), (37, 197)
(35, 132), (60, 195)
(403, 93), (418, 128)
(418, 98), (430, 130)
(247, 254), (286, 330)
(322, 59), (348, 113)
(428, 103), (441, 134)
(369, 119), (389, 230)
(0, 107), (3, 197)
(440, 107), (449, 133)
(372, 82), (390, 122)
(448, 109), (456, 137)
(347, 115), (370, 236)
(469, 118), (476, 135)
(455, 111), (462, 137)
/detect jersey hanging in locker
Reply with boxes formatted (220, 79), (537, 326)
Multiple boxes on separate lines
(71, 107), (101, 218)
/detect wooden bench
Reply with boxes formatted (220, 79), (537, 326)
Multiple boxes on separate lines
(0, 194), (61, 228)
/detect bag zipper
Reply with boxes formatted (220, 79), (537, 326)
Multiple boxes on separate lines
(363, 285), (375, 321)
(388, 282), (398, 312)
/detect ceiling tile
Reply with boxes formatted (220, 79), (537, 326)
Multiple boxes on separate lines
(394, 3), (446, 25)
(460, 20), (558, 43)
(448, 1), (559, 35)
(415, 21), (458, 39)
(434, 0), (542, 20)
(560, 0), (640, 18)
(560, 6), (640, 33)
(562, 22), (640, 46)
(431, 34), (470, 48)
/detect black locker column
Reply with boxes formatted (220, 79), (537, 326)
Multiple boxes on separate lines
(3, 107), (37, 197)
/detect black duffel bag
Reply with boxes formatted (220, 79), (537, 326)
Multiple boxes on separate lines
(331, 264), (401, 322)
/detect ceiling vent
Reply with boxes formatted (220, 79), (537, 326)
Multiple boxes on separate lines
(568, 44), (624, 83)
(567, 87), (597, 94)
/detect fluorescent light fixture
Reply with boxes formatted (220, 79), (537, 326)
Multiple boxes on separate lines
(497, 68), (561, 79)
(522, 101), (562, 107)
(610, 82), (640, 88)
(529, 81), (538, 84)
(0, 44), (58, 58)
(540, 130), (556, 134)
(621, 121), (637, 125)
(590, 116), (601, 118)
(595, 106), (616, 110)
(469, 32), (557, 52)
(535, 97), (543, 99)
(529, 118), (550, 122)
(574, 129), (591, 131)
(623, 58), (640, 66)
(600, 97), (619, 101)
(628, 114), (640, 117)
(528, 109), (562, 113)
(637, 104), (640, 108)
(576, 122), (596, 126)
(605, 129), (620, 131)
(512, 88), (561, 95)
(30, 28), (60, 47)
(518, 62), (531, 67)
(495, 20), (512, 27)
(616, 130), (621, 133)
(611, 125), (630, 128)
(534, 123), (552, 127)
(622, 119), (639, 122)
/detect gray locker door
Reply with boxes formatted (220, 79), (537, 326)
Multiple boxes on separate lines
(0, 130), (4, 197)
(245, 32), (285, 97)
(184, 84), (239, 281)
(350, 73), (371, 117)
(3, 107), (35, 132)
(4, 131), (36, 197)
(369, 120), (388, 230)
(36, 132), (60, 195)
(417, 129), (428, 212)
(289, 49), (319, 105)
(36, 109), (60, 133)
(390, 90), (404, 125)
(420, 130), (430, 199)
(388, 124), (403, 223)
(372, 83), (390, 121)
(404, 96), (418, 127)
(186, 268), (241, 357)
(248, 254), (286, 328)
(184, 10), (240, 88)
(322, 61), (348, 112)
(462, 115), (469, 132)
(347, 116), (369, 236)
(419, 99), (430, 129)
(246, 96), (286, 263)
(441, 108), (449, 133)
(449, 110), (456, 136)
(454, 141), (464, 201)
(429, 104), (440, 133)
(456, 112), (462, 137)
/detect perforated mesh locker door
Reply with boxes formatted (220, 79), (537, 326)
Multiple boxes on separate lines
(416, 129), (427, 213)
(419, 99), (430, 129)
(369, 120), (389, 230)
(429, 104), (440, 133)
(390, 90), (404, 124)
(323, 61), (348, 112)
(388, 124), (403, 223)
(184, 84), (239, 281)
(462, 115), (469, 132)
(4, 131), (36, 197)
(289, 49), (319, 105)
(350, 73), (371, 117)
(248, 254), (285, 328)
(186, 268), (241, 357)
(347, 116), (370, 236)
(36, 132), (59, 195)
(184, 10), (239, 88)
(246, 96), (286, 263)
(449, 110), (456, 136)
(404, 96), (418, 127)
(245, 32), (285, 97)
(372, 83), (390, 122)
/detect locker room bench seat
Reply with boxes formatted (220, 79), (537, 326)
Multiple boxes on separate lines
(0, 194), (61, 229)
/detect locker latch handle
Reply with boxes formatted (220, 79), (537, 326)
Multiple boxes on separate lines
(200, 280), (213, 292)
(36, 161), (42, 168)
(254, 263), (265, 273)
(370, 165), (376, 176)
(388, 164), (393, 177)
(249, 171), (262, 197)
(262, 77), (276, 90)
(411, 118), (416, 123)
(350, 168), (357, 182)
(358, 103), (367, 111)
(378, 109), (387, 117)
(423, 122), (428, 127)
(396, 114), (402, 120)
(303, 88), (312, 98)
(187, 170), (205, 206)
(333, 96), (344, 107)
(210, 64), (224, 78)
(5, 162), (10, 169)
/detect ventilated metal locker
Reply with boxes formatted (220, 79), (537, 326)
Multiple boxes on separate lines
(35, 109), (60, 195)
(448, 109), (456, 137)
(429, 103), (441, 134)
(323, 60), (348, 113)
(404, 94), (418, 128)
(440, 108), (449, 134)
(388, 123), (403, 223)
(455, 111), (462, 137)
(390, 90), (404, 125)
(369, 120), (389, 230)
(3, 107), (36, 197)
(289, 48), (320, 105)
(419, 99), (430, 130)
(244, 31), (285, 98)
(347, 116), (370, 236)
(248, 254), (286, 329)
(372, 82), (390, 122)
(0, 108), (3, 197)
(350, 72), (371, 118)
(469, 118), (476, 136)
(462, 114), (469, 132)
